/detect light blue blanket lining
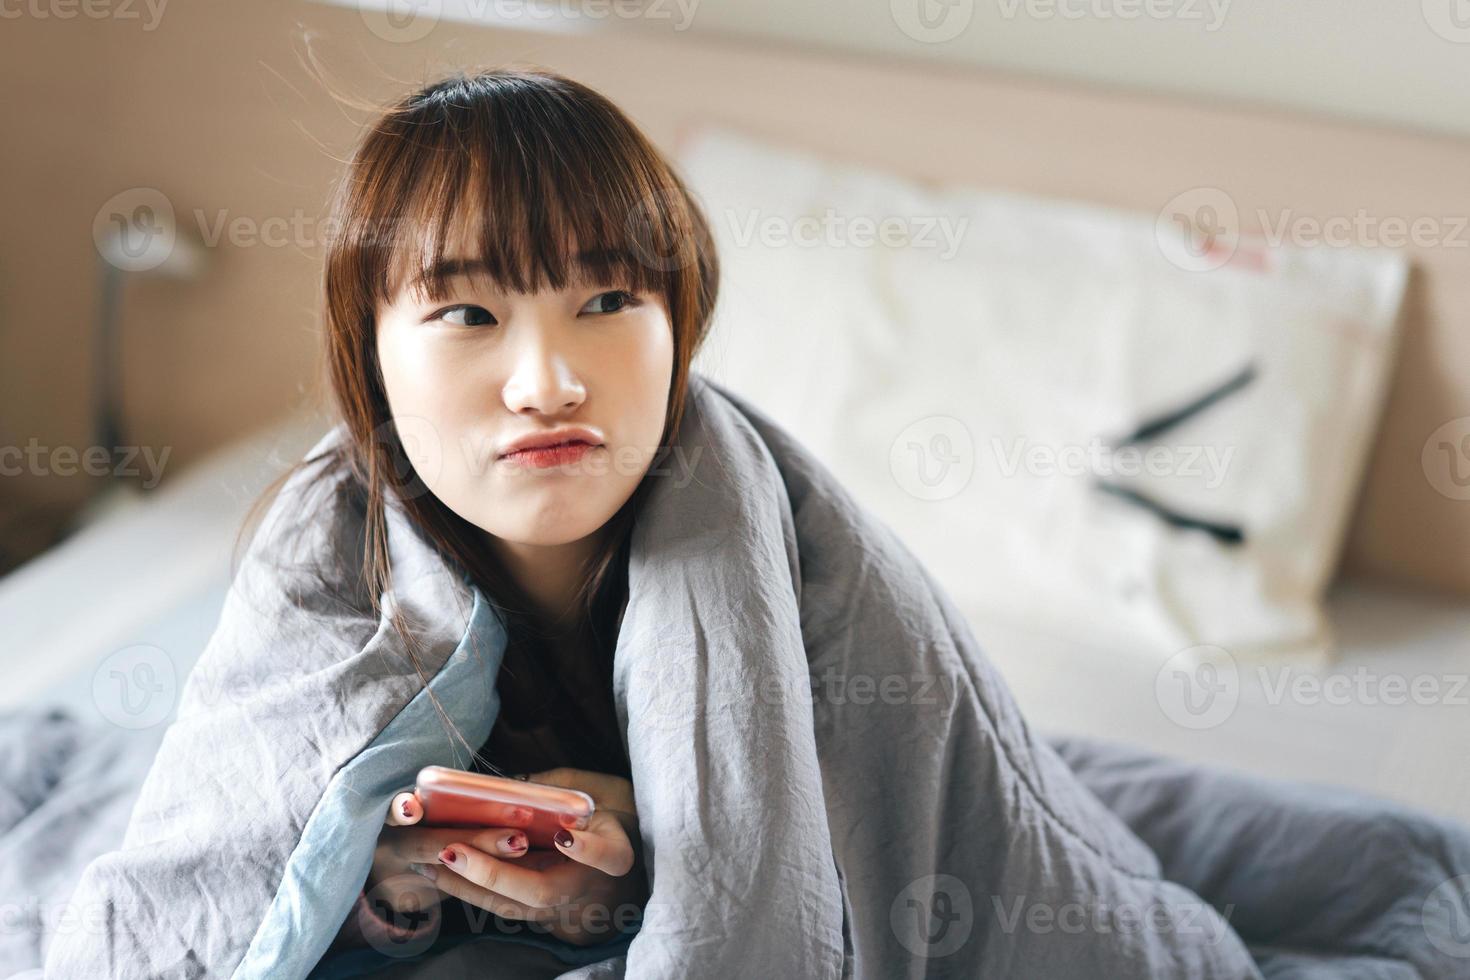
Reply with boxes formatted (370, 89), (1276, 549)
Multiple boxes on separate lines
(231, 586), (637, 979)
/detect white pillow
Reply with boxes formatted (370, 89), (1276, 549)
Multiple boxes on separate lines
(679, 126), (1408, 661)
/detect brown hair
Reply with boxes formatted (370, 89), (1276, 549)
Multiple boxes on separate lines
(237, 67), (719, 774)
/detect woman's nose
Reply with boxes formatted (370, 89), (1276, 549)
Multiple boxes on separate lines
(501, 337), (586, 417)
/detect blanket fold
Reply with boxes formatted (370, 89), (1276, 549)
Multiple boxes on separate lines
(40, 372), (1467, 979)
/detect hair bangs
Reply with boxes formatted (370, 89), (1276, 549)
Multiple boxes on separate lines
(359, 80), (688, 308)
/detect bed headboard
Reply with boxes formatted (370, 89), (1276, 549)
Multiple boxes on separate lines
(521, 28), (1470, 596)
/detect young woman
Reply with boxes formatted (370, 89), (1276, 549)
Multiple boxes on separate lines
(287, 68), (720, 952)
(48, 64), (1465, 980)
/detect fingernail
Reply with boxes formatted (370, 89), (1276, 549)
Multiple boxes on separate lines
(440, 846), (458, 865)
(400, 799), (414, 818)
(553, 829), (573, 849)
(409, 863), (437, 881)
(499, 833), (527, 854)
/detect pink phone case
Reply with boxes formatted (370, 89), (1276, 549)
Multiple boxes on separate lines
(414, 765), (595, 849)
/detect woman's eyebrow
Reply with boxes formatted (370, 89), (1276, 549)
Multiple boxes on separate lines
(411, 258), (494, 292)
(572, 247), (637, 274)
(411, 249), (638, 294)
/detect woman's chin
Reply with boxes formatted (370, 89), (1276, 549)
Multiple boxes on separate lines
(481, 508), (618, 550)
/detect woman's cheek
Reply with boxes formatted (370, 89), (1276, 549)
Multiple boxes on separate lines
(375, 350), (481, 509)
(626, 314), (675, 451)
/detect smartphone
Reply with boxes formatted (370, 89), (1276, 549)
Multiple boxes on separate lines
(414, 765), (595, 850)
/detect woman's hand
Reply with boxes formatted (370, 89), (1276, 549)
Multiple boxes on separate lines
(371, 768), (647, 948)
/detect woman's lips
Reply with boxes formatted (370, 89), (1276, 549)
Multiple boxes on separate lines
(499, 440), (597, 469)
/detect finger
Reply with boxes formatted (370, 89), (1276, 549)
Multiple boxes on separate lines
(409, 862), (558, 924)
(552, 812), (635, 877)
(437, 842), (572, 910)
(389, 826), (529, 864)
(385, 791), (422, 827)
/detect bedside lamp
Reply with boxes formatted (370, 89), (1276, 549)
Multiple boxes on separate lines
(80, 190), (209, 526)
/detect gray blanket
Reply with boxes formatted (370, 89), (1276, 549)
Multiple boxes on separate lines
(19, 373), (1470, 978)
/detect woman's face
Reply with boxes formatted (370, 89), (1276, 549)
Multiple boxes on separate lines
(375, 255), (673, 550)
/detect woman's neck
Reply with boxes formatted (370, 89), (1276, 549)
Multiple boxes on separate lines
(486, 527), (608, 633)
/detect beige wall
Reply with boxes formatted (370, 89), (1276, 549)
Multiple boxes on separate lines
(1, 2), (343, 536)
(3, 0), (1470, 596)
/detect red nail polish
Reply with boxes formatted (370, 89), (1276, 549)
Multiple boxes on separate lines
(440, 847), (457, 865)
(554, 829), (573, 849)
(508, 833), (527, 851)
(401, 800), (413, 816)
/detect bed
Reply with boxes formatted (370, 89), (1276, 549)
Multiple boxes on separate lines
(5, 406), (1468, 825)
(8, 397), (1470, 979)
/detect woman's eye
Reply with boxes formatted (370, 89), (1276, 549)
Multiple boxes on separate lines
(436, 305), (496, 327)
(580, 290), (638, 316)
